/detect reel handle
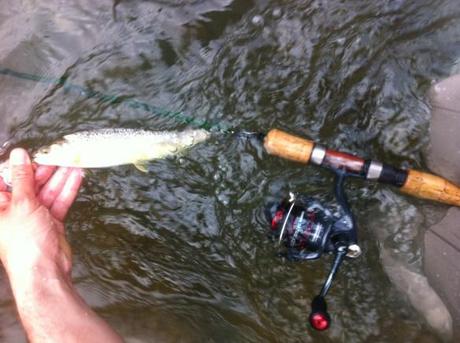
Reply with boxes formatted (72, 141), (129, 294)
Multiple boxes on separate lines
(309, 296), (330, 331)
(308, 245), (347, 331)
(264, 128), (460, 207)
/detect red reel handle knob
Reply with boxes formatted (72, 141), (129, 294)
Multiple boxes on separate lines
(309, 312), (330, 331)
(309, 296), (331, 331)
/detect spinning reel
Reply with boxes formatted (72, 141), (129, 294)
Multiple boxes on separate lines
(261, 128), (460, 331)
(265, 170), (361, 331)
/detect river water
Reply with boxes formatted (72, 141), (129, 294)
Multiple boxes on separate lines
(0, 0), (460, 342)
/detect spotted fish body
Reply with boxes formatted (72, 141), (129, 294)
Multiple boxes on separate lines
(0, 128), (210, 184)
(33, 128), (210, 169)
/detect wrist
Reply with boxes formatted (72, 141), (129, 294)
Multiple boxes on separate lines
(6, 257), (69, 299)
(6, 257), (124, 343)
(6, 262), (82, 342)
(1, 232), (72, 283)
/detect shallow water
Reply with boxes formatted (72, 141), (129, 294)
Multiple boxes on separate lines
(0, 0), (460, 342)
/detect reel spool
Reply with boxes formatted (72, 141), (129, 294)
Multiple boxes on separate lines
(265, 170), (361, 331)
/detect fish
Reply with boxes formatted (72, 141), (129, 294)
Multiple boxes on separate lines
(0, 128), (211, 184)
(34, 128), (211, 170)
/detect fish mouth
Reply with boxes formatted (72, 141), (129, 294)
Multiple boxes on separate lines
(191, 129), (211, 142)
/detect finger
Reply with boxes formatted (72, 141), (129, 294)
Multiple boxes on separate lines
(50, 168), (83, 221)
(0, 191), (11, 209)
(38, 167), (71, 208)
(0, 177), (7, 192)
(10, 149), (37, 207)
(35, 165), (57, 188)
(0, 160), (11, 190)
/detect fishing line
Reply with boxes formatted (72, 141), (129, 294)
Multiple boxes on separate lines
(0, 66), (233, 133)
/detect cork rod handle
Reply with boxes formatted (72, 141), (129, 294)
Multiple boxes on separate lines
(401, 170), (460, 207)
(263, 129), (315, 164)
(263, 128), (460, 207)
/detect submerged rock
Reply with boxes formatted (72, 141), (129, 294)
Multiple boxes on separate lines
(380, 249), (453, 340)
(423, 72), (460, 340)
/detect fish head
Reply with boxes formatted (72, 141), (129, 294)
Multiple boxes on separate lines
(34, 139), (78, 166)
(180, 129), (210, 146)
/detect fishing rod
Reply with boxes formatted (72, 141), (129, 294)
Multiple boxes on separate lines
(262, 128), (460, 331)
(264, 128), (460, 207)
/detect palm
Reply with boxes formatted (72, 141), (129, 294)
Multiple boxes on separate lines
(0, 160), (81, 277)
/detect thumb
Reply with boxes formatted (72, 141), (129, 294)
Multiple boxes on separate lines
(10, 148), (37, 207)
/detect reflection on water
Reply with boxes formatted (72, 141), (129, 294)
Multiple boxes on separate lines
(1, 0), (460, 342)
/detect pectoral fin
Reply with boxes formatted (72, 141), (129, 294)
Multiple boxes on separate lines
(134, 161), (149, 173)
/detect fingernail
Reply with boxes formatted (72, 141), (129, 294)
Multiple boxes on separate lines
(10, 149), (30, 166)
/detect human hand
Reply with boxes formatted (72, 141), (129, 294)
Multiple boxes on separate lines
(0, 148), (83, 280)
(0, 149), (123, 343)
